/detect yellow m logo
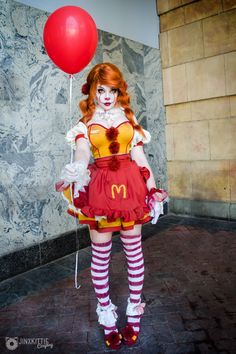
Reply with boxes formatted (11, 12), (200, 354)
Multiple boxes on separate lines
(111, 184), (127, 199)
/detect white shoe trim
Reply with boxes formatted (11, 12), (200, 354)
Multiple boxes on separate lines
(96, 301), (118, 327)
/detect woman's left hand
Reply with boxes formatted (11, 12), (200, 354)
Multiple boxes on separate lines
(147, 188), (169, 224)
(149, 201), (163, 224)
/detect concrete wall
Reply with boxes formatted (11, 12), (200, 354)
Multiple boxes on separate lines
(157, 0), (236, 219)
(0, 0), (166, 257)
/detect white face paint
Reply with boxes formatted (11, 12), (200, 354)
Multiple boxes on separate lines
(96, 84), (118, 111)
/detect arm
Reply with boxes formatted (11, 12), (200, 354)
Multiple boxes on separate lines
(131, 144), (168, 225)
(131, 145), (156, 191)
(74, 137), (91, 166)
(64, 136), (91, 186)
(59, 131), (91, 188)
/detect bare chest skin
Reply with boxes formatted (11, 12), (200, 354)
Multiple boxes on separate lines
(87, 117), (129, 129)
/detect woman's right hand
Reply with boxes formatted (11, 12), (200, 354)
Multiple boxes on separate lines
(60, 161), (83, 183)
(55, 162), (83, 193)
(60, 161), (91, 187)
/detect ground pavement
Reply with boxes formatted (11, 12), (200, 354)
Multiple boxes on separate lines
(0, 215), (235, 353)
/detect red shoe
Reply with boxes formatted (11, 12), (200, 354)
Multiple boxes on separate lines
(104, 331), (122, 350)
(121, 325), (139, 346)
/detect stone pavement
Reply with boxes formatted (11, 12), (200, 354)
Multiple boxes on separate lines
(0, 215), (235, 354)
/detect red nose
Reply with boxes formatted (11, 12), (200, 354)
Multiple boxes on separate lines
(105, 97), (110, 101)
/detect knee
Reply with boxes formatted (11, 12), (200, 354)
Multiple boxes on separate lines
(120, 225), (142, 237)
(90, 229), (112, 243)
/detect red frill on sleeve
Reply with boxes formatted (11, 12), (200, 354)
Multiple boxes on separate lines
(139, 166), (150, 182)
(75, 133), (85, 142)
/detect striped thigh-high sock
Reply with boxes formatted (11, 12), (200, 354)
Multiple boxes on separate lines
(120, 233), (145, 333)
(91, 240), (118, 335)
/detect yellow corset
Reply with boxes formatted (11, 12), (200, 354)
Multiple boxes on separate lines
(88, 122), (134, 159)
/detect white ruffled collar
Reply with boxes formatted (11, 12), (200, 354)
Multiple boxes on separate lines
(93, 106), (125, 117)
(90, 106), (127, 127)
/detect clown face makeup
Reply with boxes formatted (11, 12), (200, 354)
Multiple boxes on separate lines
(96, 85), (118, 111)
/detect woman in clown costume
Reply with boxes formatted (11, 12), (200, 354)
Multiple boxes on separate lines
(58, 63), (168, 349)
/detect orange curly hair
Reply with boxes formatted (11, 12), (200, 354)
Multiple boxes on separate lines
(79, 63), (144, 135)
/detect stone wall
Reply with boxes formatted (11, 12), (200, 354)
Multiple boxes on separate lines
(157, 0), (236, 219)
(0, 0), (166, 257)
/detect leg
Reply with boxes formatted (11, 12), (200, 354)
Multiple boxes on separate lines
(89, 228), (113, 312)
(89, 228), (122, 349)
(120, 225), (146, 343)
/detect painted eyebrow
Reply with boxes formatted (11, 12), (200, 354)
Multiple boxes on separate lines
(97, 86), (117, 91)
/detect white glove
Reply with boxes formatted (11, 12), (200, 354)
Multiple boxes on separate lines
(147, 188), (169, 224)
(60, 161), (90, 189)
(150, 201), (164, 224)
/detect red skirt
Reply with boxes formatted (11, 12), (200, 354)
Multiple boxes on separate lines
(69, 154), (152, 232)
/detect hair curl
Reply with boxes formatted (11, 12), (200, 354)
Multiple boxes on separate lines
(78, 63), (144, 136)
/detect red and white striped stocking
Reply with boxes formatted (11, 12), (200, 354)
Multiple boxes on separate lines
(91, 240), (118, 335)
(120, 233), (145, 333)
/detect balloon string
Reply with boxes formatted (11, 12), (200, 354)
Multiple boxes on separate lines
(68, 74), (81, 290)
(69, 74), (73, 164)
(68, 74), (74, 212)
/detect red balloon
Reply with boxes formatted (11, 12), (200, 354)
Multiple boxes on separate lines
(43, 6), (98, 74)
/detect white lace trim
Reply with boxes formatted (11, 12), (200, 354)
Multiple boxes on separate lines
(96, 301), (118, 327)
(126, 296), (146, 316)
(94, 215), (107, 221)
(89, 106), (126, 128)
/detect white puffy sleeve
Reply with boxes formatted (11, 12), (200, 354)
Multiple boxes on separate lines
(131, 128), (151, 149)
(132, 129), (151, 147)
(65, 121), (89, 150)
(130, 115), (151, 149)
